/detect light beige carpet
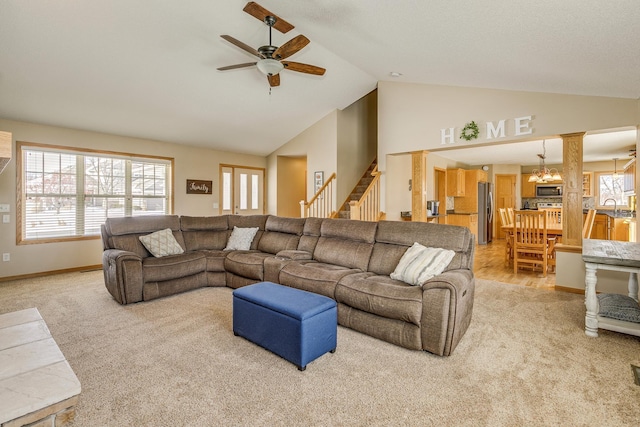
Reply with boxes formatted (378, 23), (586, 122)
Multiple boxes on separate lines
(1, 271), (639, 426)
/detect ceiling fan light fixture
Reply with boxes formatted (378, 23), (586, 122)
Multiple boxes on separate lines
(256, 58), (284, 76)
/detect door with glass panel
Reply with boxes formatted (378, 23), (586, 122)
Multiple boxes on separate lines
(220, 165), (265, 215)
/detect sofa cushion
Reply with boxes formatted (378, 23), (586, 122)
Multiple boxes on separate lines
(278, 261), (360, 298)
(336, 273), (424, 326)
(298, 217), (324, 253)
(104, 215), (184, 258)
(370, 221), (473, 275)
(139, 228), (185, 258)
(200, 249), (228, 272)
(224, 226), (259, 251)
(181, 215), (230, 251)
(390, 242), (455, 286)
(256, 216), (305, 254)
(142, 252), (206, 282)
(228, 215), (268, 249)
(312, 219), (377, 270)
(224, 251), (274, 281)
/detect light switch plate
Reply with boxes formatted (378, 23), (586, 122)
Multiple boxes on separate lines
(2, 214), (9, 223)
(0, 204), (9, 212)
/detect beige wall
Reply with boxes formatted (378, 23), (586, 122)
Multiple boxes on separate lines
(276, 156), (306, 217)
(266, 110), (338, 215)
(336, 90), (378, 207)
(378, 81), (639, 209)
(0, 119), (265, 279)
(266, 90), (378, 216)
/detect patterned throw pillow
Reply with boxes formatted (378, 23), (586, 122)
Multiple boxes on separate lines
(139, 228), (184, 257)
(597, 293), (640, 323)
(224, 226), (259, 251)
(390, 242), (456, 286)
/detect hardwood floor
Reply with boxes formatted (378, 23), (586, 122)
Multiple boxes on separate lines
(474, 238), (556, 290)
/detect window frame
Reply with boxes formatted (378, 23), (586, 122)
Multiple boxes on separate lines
(17, 141), (174, 245)
(594, 170), (628, 210)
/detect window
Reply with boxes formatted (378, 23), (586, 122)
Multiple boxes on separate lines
(18, 142), (173, 243)
(596, 171), (627, 209)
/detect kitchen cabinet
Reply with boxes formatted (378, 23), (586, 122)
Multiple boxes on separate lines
(591, 214), (609, 240)
(453, 170), (488, 213)
(582, 172), (593, 197)
(590, 213), (632, 241)
(614, 218), (630, 242)
(447, 213), (478, 243)
(446, 168), (466, 196)
(521, 175), (536, 198)
(624, 158), (636, 195)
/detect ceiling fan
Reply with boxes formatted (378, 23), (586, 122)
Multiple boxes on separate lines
(217, 2), (326, 88)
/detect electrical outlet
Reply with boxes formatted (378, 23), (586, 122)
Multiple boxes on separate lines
(2, 253), (9, 262)
(0, 204), (9, 212)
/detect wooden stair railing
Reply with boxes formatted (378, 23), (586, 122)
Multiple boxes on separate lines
(349, 166), (384, 221)
(300, 172), (337, 218)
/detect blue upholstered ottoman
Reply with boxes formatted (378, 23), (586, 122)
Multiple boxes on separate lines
(232, 281), (337, 371)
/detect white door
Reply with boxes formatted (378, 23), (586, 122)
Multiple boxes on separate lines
(220, 166), (265, 215)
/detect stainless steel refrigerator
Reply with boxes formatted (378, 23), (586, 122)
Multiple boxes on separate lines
(478, 182), (494, 245)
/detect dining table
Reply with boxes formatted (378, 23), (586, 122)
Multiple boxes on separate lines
(501, 221), (563, 237)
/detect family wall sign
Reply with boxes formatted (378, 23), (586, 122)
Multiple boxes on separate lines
(440, 115), (534, 145)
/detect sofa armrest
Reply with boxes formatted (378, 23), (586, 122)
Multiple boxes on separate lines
(275, 250), (313, 260)
(420, 269), (475, 356)
(102, 249), (145, 304)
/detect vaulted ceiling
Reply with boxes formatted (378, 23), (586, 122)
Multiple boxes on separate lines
(0, 1), (638, 157)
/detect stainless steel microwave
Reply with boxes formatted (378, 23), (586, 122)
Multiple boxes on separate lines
(536, 184), (563, 198)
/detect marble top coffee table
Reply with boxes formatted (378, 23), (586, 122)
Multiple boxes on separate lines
(0, 308), (81, 427)
(582, 239), (640, 338)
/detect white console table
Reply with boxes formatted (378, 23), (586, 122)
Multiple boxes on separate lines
(582, 239), (640, 337)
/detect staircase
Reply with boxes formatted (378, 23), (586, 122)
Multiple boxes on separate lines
(337, 160), (378, 219)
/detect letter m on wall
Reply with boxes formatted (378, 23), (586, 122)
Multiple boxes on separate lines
(486, 120), (505, 139)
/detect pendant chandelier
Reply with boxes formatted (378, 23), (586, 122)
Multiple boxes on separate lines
(528, 140), (562, 183)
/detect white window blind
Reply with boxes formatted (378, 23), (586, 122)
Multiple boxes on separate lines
(20, 144), (172, 242)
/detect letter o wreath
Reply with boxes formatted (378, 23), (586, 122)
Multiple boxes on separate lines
(460, 121), (480, 141)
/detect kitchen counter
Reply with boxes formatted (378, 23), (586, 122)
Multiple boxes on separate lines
(446, 210), (478, 215)
(586, 209), (636, 219)
(399, 211), (446, 222)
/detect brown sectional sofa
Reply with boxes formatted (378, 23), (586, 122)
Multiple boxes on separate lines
(101, 214), (475, 356)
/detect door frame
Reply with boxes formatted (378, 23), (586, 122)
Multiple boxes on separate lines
(219, 164), (266, 215)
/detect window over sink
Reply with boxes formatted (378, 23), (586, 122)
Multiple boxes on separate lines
(596, 171), (628, 209)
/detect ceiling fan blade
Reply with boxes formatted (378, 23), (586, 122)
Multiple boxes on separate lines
(268, 74), (280, 87)
(243, 2), (294, 33)
(273, 35), (310, 60)
(217, 62), (257, 71)
(282, 61), (326, 76)
(220, 35), (263, 58)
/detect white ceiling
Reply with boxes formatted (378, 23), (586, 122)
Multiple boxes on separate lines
(0, 1), (639, 157)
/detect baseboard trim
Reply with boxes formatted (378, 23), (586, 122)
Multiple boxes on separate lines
(554, 285), (585, 295)
(0, 265), (102, 283)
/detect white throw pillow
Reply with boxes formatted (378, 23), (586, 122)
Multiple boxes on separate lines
(139, 228), (184, 257)
(224, 226), (259, 251)
(390, 242), (456, 286)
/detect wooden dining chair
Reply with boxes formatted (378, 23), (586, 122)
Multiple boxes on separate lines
(583, 209), (596, 239)
(540, 208), (562, 226)
(540, 207), (562, 245)
(513, 210), (551, 277)
(499, 208), (514, 264)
